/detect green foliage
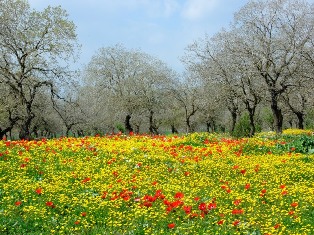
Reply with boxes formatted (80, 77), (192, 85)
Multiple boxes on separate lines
(276, 135), (314, 154)
(232, 113), (261, 138)
(115, 123), (125, 133)
(260, 107), (274, 130)
(305, 108), (314, 129)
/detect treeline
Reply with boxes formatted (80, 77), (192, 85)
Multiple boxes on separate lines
(1, 0), (314, 140)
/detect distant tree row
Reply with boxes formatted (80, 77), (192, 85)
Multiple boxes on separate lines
(1, 0), (314, 139)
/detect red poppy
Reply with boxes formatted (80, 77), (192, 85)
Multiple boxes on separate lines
(81, 177), (91, 183)
(198, 203), (207, 211)
(279, 184), (285, 189)
(233, 220), (240, 226)
(46, 201), (54, 208)
(35, 188), (42, 195)
(261, 189), (267, 194)
(232, 209), (244, 215)
(288, 210), (295, 215)
(217, 220), (224, 225)
(74, 220), (80, 225)
(101, 192), (108, 199)
(291, 202), (298, 207)
(274, 223), (280, 229)
(281, 190), (288, 196)
(233, 199), (241, 206)
(143, 195), (157, 202)
(240, 169), (246, 175)
(168, 223), (175, 229)
(174, 192), (184, 199)
(15, 201), (22, 206)
(194, 197), (200, 201)
(81, 212), (87, 217)
(20, 163), (27, 168)
(171, 200), (183, 208)
(200, 212), (206, 218)
(183, 205), (192, 214)
(143, 202), (153, 208)
(208, 203), (217, 210)
(245, 183), (251, 190)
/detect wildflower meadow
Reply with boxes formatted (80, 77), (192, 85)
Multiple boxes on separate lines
(1, 129), (314, 234)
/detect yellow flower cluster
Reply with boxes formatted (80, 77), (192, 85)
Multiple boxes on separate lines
(0, 131), (313, 234)
(283, 129), (313, 136)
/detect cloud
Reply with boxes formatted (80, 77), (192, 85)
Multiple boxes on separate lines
(181, 0), (218, 20)
(163, 0), (180, 17)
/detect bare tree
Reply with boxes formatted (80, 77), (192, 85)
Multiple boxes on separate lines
(84, 44), (177, 134)
(0, 0), (79, 139)
(169, 74), (202, 133)
(231, 0), (314, 133)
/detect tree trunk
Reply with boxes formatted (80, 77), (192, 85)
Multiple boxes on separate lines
(186, 117), (191, 133)
(295, 112), (304, 129)
(19, 117), (33, 140)
(270, 93), (283, 134)
(247, 107), (256, 137)
(0, 126), (13, 139)
(148, 110), (159, 135)
(0, 128), (6, 140)
(19, 103), (35, 140)
(229, 108), (237, 133)
(125, 114), (133, 134)
(206, 122), (211, 133)
(171, 124), (178, 134)
(66, 127), (70, 137)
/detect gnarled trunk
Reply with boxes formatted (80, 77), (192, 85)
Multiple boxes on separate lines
(171, 124), (178, 134)
(270, 93), (283, 134)
(148, 110), (159, 135)
(295, 112), (304, 129)
(125, 114), (133, 134)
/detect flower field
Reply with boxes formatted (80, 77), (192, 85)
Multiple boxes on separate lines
(1, 130), (314, 234)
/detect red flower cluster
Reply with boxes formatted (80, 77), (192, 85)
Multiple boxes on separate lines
(168, 223), (175, 229)
(46, 201), (55, 208)
(81, 177), (91, 184)
(35, 188), (42, 195)
(232, 209), (244, 215)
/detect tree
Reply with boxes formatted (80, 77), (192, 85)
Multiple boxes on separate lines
(183, 0), (314, 134)
(132, 57), (177, 134)
(282, 76), (314, 129)
(169, 74), (202, 133)
(84, 44), (177, 134)
(231, 0), (314, 133)
(0, 0), (79, 139)
(0, 84), (20, 139)
(52, 93), (85, 137)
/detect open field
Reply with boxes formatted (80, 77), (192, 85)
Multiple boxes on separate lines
(1, 129), (314, 234)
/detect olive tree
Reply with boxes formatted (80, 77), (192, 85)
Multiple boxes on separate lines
(231, 0), (314, 133)
(0, 0), (79, 139)
(84, 44), (177, 134)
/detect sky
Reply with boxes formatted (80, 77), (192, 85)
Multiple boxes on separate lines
(26, 0), (264, 73)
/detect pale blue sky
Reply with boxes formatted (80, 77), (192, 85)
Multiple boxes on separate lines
(26, 0), (312, 73)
